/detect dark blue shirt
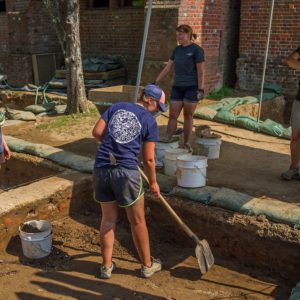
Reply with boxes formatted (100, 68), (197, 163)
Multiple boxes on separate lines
(95, 102), (159, 170)
(170, 43), (205, 87)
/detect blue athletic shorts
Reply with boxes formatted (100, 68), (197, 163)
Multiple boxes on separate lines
(171, 85), (198, 102)
(93, 166), (144, 207)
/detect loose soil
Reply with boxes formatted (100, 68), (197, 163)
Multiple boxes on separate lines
(20, 224), (43, 234)
(0, 211), (292, 299)
(1, 104), (298, 299)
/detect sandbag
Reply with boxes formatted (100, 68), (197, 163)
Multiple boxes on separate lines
(213, 109), (236, 125)
(6, 136), (94, 173)
(260, 119), (285, 137)
(169, 186), (219, 204)
(169, 185), (300, 227)
(5, 107), (36, 121)
(235, 115), (260, 131)
(194, 106), (218, 120)
(24, 103), (56, 114)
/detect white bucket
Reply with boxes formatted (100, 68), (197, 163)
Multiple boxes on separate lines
(155, 141), (179, 167)
(196, 136), (222, 159)
(164, 148), (190, 176)
(176, 154), (208, 188)
(19, 220), (52, 259)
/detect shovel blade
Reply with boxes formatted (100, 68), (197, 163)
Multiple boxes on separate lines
(195, 239), (214, 275)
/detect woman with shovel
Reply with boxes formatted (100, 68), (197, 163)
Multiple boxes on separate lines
(92, 84), (167, 279)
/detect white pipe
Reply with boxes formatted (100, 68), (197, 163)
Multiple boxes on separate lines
(134, 0), (153, 102)
(257, 0), (275, 122)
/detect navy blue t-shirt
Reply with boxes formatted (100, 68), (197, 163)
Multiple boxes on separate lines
(94, 102), (159, 170)
(170, 43), (205, 87)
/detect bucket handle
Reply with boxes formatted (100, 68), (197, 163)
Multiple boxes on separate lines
(28, 233), (52, 255)
(194, 165), (207, 179)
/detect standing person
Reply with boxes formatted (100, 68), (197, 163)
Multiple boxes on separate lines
(154, 24), (205, 151)
(0, 113), (11, 165)
(281, 47), (300, 180)
(92, 84), (166, 279)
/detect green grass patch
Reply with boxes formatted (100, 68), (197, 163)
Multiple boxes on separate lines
(37, 108), (98, 131)
(206, 86), (234, 100)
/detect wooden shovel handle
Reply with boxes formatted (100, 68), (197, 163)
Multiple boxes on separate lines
(138, 167), (201, 244)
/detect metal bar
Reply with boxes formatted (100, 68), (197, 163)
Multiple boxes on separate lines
(134, 0), (153, 102)
(257, 0), (275, 122)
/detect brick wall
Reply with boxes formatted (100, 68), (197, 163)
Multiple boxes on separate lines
(237, 0), (300, 120)
(0, 14), (8, 73)
(80, 0), (145, 84)
(238, 0), (300, 92)
(1, 0), (61, 86)
(0, 0), (238, 92)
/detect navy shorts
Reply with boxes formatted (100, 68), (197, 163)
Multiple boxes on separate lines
(93, 166), (144, 207)
(171, 85), (198, 102)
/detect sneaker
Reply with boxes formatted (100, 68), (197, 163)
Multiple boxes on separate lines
(141, 257), (162, 278)
(281, 167), (299, 181)
(100, 261), (116, 279)
(183, 142), (193, 153)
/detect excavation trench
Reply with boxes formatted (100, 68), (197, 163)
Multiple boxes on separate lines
(0, 153), (298, 298)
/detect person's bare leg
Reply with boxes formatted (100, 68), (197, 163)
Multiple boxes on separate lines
(290, 127), (300, 168)
(183, 101), (198, 144)
(100, 202), (118, 268)
(126, 196), (151, 267)
(167, 101), (183, 137)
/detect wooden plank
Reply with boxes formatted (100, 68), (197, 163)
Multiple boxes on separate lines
(55, 68), (126, 80)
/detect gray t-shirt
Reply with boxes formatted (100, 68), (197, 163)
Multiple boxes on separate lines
(170, 43), (205, 87)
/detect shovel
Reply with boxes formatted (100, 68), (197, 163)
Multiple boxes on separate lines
(138, 166), (214, 275)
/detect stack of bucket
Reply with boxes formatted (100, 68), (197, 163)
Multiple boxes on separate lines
(154, 125), (222, 189)
(155, 143), (208, 188)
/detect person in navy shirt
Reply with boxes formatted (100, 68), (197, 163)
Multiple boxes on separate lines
(155, 24), (205, 151)
(92, 84), (166, 279)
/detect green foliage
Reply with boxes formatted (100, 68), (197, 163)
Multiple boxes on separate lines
(206, 86), (234, 100)
(132, 0), (144, 7)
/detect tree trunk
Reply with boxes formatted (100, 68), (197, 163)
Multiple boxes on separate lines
(43, 0), (88, 114)
(65, 0), (87, 114)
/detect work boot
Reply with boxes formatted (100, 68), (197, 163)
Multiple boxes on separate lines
(100, 261), (116, 279)
(141, 257), (162, 278)
(280, 167), (299, 181)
